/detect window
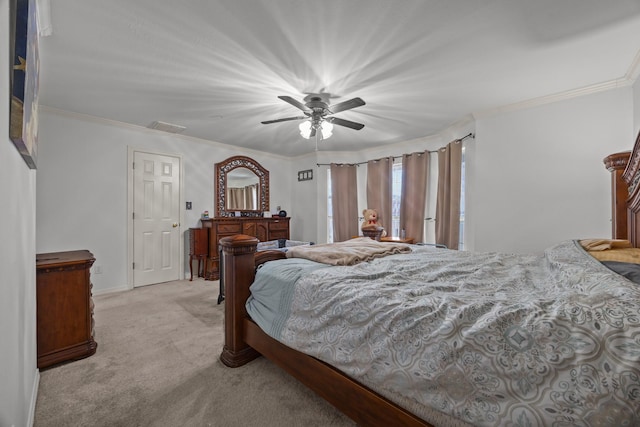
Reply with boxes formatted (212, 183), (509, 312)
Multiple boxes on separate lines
(459, 147), (466, 250)
(326, 150), (465, 246)
(391, 162), (402, 237)
(327, 170), (334, 243)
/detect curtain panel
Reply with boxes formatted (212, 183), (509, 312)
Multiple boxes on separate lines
(227, 187), (244, 210)
(366, 157), (393, 235)
(243, 183), (258, 210)
(330, 163), (359, 242)
(436, 140), (463, 249)
(244, 185), (252, 210)
(400, 151), (429, 243)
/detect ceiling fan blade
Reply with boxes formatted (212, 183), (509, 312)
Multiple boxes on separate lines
(327, 117), (365, 130)
(329, 97), (365, 114)
(261, 116), (307, 125)
(278, 96), (311, 112)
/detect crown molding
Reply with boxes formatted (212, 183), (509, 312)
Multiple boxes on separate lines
(473, 77), (633, 120)
(39, 106), (291, 161)
(291, 117), (475, 164)
(473, 48), (640, 120)
(625, 48), (640, 81)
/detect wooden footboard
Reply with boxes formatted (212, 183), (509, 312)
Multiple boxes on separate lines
(219, 234), (286, 367)
(219, 234), (434, 427)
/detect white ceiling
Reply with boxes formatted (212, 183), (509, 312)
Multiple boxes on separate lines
(38, 0), (640, 157)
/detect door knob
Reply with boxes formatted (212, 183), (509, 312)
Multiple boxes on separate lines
(172, 223), (178, 228)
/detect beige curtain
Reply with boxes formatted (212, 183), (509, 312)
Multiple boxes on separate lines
(227, 187), (244, 210)
(244, 184), (258, 210)
(436, 140), (463, 249)
(251, 183), (258, 209)
(366, 157), (393, 235)
(400, 151), (429, 242)
(330, 163), (359, 242)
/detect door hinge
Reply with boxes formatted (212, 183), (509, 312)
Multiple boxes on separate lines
(132, 262), (135, 269)
(132, 162), (135, 169)
(132, 212), (135, 220)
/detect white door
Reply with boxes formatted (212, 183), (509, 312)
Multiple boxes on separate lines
(133, 151), (181, 287)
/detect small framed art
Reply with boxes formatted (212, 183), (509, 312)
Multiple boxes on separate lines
(297, 169), (313, 181)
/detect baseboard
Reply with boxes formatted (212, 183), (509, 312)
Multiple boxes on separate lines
(92, 284), (130, 296)
(27, 369), (39, 427)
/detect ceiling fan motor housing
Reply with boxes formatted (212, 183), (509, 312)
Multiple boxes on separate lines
(305, 97), (329, 112)
(261, 93), (365, 133)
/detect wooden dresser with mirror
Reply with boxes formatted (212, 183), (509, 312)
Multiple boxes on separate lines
(201, 155), (290, 280)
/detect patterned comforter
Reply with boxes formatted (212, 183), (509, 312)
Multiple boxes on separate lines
(247, 240), (640, 426)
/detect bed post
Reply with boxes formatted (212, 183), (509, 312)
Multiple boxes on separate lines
(621, 130), (640, 246)
(219, 234), (260, 367)
(604, 151), (631, 240)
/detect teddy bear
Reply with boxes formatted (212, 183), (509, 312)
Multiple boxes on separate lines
(361, 208), (387, 238)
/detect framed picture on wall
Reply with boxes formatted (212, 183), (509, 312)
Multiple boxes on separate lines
(9, 0), (39, 169)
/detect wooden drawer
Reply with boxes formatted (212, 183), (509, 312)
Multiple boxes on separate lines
(189, 228), (208, 256)
(269, 220), (289, 230)
(269, 230), (289, 240)
(217, 223), (242, 233)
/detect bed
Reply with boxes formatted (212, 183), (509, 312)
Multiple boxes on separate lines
(219, 133), (640, 426)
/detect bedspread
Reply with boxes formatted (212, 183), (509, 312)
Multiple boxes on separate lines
(267, 241), (640, 426)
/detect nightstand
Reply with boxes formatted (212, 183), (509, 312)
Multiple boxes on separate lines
(36, 250), (97, 369)
(189, 227), (208, 281)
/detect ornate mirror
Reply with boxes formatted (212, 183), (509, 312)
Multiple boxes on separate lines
(215, 156), (269, 217)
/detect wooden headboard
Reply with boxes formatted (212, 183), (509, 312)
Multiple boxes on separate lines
(604, 130), (640, 246)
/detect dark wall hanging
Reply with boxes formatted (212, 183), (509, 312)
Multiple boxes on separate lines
(9, 0), (39, 169)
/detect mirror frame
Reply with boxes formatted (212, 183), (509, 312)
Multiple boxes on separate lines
(215, 156), (269, 217)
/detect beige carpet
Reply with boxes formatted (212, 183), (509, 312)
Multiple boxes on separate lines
(34, 279), (355, 427)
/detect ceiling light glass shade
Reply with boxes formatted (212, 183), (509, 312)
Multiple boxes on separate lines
(321, 121), (333, 139)
(299, 120), (333, 140)
(299, 121), (312, 138)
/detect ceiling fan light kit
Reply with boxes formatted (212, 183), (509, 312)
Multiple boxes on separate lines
(299, 120), (333, 139)
(261, 93), (365, 142)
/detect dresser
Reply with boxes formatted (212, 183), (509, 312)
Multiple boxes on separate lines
(200, 217), (290, 280)
(188, 227), (209, 280)
(36, 250), (97, 369)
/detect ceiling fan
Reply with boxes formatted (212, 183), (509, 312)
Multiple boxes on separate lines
(261, 93), (365, 139)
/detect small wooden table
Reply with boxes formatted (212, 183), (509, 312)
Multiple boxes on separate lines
(189, 228), (208, 281)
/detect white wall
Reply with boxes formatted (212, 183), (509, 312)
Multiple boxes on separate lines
(286, 153), (322, 244)
(472, 87), (634, 253)
(36, 110), (294, 294)
(0, 0), (39, 424)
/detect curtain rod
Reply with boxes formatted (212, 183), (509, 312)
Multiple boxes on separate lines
(316, 133), (474, 167)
